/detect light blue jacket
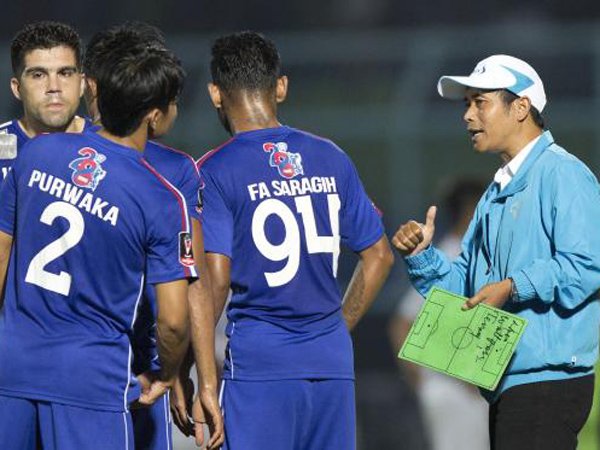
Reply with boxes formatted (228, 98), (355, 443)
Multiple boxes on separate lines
(405, 131), (600, 402)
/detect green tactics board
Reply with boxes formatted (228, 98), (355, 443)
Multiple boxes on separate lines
(398, 287), (527, 391)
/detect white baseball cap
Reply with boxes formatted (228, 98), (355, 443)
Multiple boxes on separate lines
(437, 54), (547, 112)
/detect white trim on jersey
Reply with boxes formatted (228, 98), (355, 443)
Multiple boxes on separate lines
(163, 392), (172, 450)
(171, 146), (200, 178)
(218, 379), (226, 413)
(141, 159), (198, 278)
(124, 274), (145, 411)
(129, 274), (145, 330)
(157, 176), (192, 239)
(123, 347), (134, 413)
(229, 322), (236, 380)
(0, 120), (14, 130)
(159, 174), (198, 278)
(122, 412), (130, 450)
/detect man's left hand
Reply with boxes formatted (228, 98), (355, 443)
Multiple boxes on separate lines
(462, 279), (512, 310)
(170, 375), (195, 436)
(193, 387), (224, 449)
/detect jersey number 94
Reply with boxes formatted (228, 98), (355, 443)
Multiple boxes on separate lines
(252, 194), (340, 287)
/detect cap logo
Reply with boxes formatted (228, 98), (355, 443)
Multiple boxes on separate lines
(472, 65), (486, 75)
(502, 66), (534, 95)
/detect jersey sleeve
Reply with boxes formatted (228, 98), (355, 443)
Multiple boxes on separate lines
(198, 164), (234, 258)
(176, 157), (202, 222)
(339, 154), (384, 252)
(144, 164), (198, 284)
(0, 159), (18, 236)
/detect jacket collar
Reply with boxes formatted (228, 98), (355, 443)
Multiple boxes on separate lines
(493, 130), (554, 200)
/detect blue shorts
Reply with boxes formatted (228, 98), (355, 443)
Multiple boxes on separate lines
(0, 394), (134, 450)
(221, 379), (355, 450)
(131, 392), (173, 450)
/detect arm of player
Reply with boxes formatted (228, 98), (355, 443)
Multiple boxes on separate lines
(139, 279), (190, 405)
(187, 220), (224, 449)
(0, 230), (12, 310)
(342, 235), (394, 331)
(206, 252), (231, 323)
(176, 249), (229, 448)
(171, 229), (211, 436)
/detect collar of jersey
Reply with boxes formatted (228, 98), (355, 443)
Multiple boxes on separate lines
(83, 130), (145, 160)
(234, 125), (291, 141)
(13, 119), (31, 143)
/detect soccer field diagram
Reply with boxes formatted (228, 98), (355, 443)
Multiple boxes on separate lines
(398, 287), (527, 391)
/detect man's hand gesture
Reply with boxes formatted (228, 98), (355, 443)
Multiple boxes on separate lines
(392, 206), (437, 257)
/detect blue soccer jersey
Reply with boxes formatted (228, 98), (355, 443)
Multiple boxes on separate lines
(0, 118), (93, 179)
(0, 131), (196, 412)
(132, 139), (202, 374)
(198, 126), (384, 381)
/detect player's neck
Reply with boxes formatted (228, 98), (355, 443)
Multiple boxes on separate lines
(227, 95), (280, 134)
(231, 116), (281, 134)
(19, 115), (85, 138)
(499, 125), (543, 163)
(96, 126), (147, 153)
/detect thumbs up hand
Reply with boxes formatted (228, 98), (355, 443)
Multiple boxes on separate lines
(392, 206), (437, 257)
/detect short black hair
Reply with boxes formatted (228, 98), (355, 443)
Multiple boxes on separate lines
(84, 22), (166, 79)
(11, 21), (82, 76)
(498, 89), (545, 129)
(210, 31), (281, 94)
(97, 45), (185, 137)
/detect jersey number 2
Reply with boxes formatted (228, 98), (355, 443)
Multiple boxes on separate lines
(252, 194), (340, 287)
(25, 201), (84, 296)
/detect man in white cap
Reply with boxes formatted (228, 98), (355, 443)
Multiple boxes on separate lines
(392, 54), (600, 449)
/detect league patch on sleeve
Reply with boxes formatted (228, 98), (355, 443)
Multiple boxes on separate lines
(0, 134), (17, 160)
(178, 232), (195, 266)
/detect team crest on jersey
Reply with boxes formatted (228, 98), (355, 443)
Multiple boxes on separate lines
(179, 232), (195, 267)
(263, 142), (303, 179)
(69, 147), (107, 191)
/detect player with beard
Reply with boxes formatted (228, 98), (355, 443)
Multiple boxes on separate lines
(0, 21), (91, 179)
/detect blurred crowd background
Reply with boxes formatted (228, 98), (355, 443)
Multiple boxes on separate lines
(1, 1), (600, 448)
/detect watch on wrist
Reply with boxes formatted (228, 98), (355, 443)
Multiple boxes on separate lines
(509, 277), (519, 302)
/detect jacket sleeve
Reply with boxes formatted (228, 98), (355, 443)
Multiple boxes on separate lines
(510, 160), (600, 307)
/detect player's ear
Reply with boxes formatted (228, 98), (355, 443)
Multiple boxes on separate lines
(85, 77), (97, 101)
(207, 83), (222, 109)
(78, 72), (85, 99)
(514, 96), (531, 123)
(276, 76), (288, 104)
(10, 77), (21, 101)
(145, 108), (162, 133)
